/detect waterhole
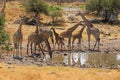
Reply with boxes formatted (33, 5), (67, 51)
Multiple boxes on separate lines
(45, 52), (120, 68)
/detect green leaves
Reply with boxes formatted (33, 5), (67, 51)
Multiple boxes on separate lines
(86, 0), (120, 14)
(0, 16), (9, 45)
(0, 16), (5, 29)
(25, 0), (49, 15)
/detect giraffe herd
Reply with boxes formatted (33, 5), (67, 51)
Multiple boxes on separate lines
(0, 0), (101, 59)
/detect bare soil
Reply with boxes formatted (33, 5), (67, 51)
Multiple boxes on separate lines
(1, 1), (120, 68)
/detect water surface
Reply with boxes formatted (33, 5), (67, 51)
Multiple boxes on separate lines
(46, 52), (120, 68)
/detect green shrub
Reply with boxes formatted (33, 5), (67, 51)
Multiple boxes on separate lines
(0, 16), (9, 45)
(25, 0), (49, 16)
(48, 6), (63, 25)
(0, 16), (10, 53)
(48, 6), (63, 11)
(86, 0), (120, 15)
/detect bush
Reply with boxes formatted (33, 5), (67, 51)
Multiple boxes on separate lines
(0, 16), (9, 45)
(48, 6), (63, 25)
(86, 0), (120, 15)
(86, 0), (120, 23)
(24, 0), (49, 16)
(0, 16), (10, 54)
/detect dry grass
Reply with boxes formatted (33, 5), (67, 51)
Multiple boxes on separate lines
(5, 22), (120, 44)
(4, 1), (120, 45)
(0, 63), (120, 80)
(1, 2), (120, 80)
(5, 1), (25, 21)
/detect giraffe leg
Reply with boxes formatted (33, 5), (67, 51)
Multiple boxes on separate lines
(38, 44), (45, 58)
(54, 41), (57, 50)
(13, 43), (15, 57)
(51, 38), (55, 49)
(68, 37), (71, 50)
(20, 43), (22, 58)
(64, 43), (66, 50)
(98, 38), (100, 51)
(98, 41), (100, 51)
(93, 40), (97, 50)
(16, 43), (19, 58)
(14, 49), (17, 58)
(30, 43), (33, 55)
(34, 43), (37, 54)
(56, 40), (59, 50)
(58, 43), (59, 50)
(17, 48), (19, 58)
(60, 41), (62, 51)
(61, 43), (62, 51)
(27, 42), (29, 56)
(70, 37), (71, 50)
(87, 30), (91, 50)
(78, 38), (81, 50)
(88, 34), (91, 50)
(62, 41), (66, 50)
(14, 43), (18, 57)
(72, 38), (75, 50)
(17, 45), (19, 57)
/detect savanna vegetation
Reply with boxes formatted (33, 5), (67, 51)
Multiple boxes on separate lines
(86, 0), (120, 23)
(0, 0), (120, 80)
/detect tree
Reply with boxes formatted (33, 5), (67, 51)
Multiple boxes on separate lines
(86, 0), (120, 23)
(0, 15), (11, 54)
(0, 16), (9, 45)
(24, 0), (49, 17)
(48, 6), (63, 25)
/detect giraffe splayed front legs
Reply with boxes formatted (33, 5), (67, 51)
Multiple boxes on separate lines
(76, 12), (100, 51)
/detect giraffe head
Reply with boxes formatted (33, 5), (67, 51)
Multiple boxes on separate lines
(50, 27), (54, 30)
(76, 11), (83, 16)
(19, 14), (26, 24)
(34, 16), (43, 26)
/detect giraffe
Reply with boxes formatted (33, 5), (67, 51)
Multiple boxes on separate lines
(72, 24), (85, 50)
(0, 0), (6, 17)
(27, 32), (37, 55)
(13, 15), (25, 58)
(50, 27), (65, 50)
(39, 27), (55, 49)
(76, 12), (100, 51)
(60, 21), (81, 50)
(27, 16), (43, 56)
(27, 31), (52, 58)
(27, 16), (52, 58)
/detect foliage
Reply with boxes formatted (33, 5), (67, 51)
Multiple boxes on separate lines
(0, 16), (9, 45)
(48, 6), (63, 25)
(48, 6), (63, 11)
(1, 42), (14, 52)
(86, 0), (120, 15)
(24, 0), (49, 16)
(48, 6), (63, 18)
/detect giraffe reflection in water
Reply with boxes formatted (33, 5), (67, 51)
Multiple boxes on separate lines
(44, 52), (120, 68)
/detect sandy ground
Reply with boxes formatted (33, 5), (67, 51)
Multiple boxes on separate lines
(0, 20), (119, 68)
(0, 1), (120, 80)
(0, 62), (120, 80)
(5, 21), (120, 53)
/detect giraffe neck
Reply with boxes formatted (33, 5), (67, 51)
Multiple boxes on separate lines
(18, 22), (23, 32)
(0, 0), (6, 13)
(81, 14), (89, 24)
(79, 26), (85, 34)
(67, 22), (81, 32)
(51, 28), (57, 35)
(35, 25), (39, 35)
(80, 14), (93, 28)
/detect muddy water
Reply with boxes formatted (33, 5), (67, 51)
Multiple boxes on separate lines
(45, 52), (120, 68)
